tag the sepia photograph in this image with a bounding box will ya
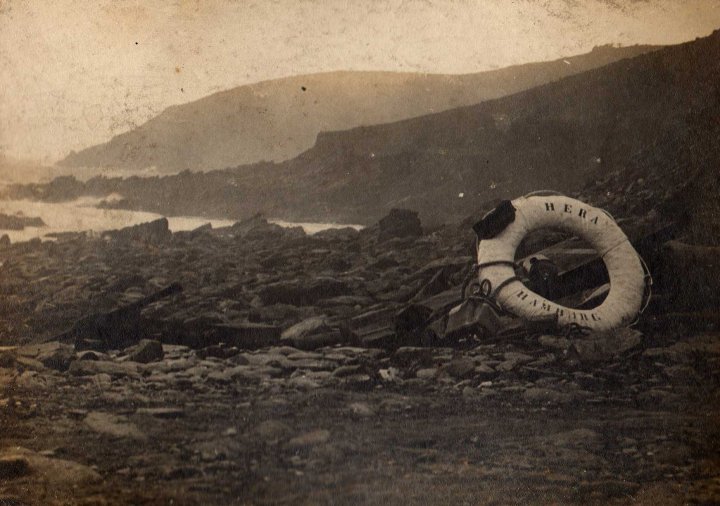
[1,0,719,503]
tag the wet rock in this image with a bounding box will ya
[84,411,145,439]
[377,209,423,241]
[126,339,164,363]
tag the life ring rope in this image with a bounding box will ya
[476,195,648,332]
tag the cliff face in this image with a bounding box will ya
[58,45,658,173]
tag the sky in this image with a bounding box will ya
[1,0,719,164]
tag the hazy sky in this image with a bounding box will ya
[1,0,719,163]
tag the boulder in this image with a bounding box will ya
[377,209,423,241]
[567,328,644,364]
[209,323,282,349]
[313,227,360,241]
[126,339,164,363]
[84,411,145,439]
[15,341,75,371]
[280,316,355,350]
[104,217,171,243]
[0,447,101,486]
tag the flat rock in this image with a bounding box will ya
[15,341,76,371]
[0,447,102,487]
[68,360,140,378]
[444,358,476,379]
[135,407,185,419]
[288,429,331,449]
[210,323,282,349]
[84,411,145,439]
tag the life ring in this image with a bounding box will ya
[476,195,646,332]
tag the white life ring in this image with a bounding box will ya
[476,195,646,332]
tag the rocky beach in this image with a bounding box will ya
[1,183,719,504]
[2,8,720,505]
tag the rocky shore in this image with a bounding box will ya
[0,213,45,231]
[1,206,719,504]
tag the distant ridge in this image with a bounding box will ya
[58,45,658,173]
[14,32,719,227]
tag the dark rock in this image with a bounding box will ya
[196,344,240,359]
[444,358,476,379]
[567,328,643,364]
[377,209,423,241]
[313,227,360,241]
[248,304,306,325]
[661,240,720,310]
[62,283,182,351]
[209,323,282,349]
[126,339,164,363]
[257,277,351,306]
[0,234,10,248]
[394,304,432,342]
[0,456,31,479]
[0,213,45,231]
[135,407,185,419]
[359,327,397,349]
[104,217,171,243]
[392,346,435,367]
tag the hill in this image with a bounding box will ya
[10,31,719,230]
[58,45,657,173]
